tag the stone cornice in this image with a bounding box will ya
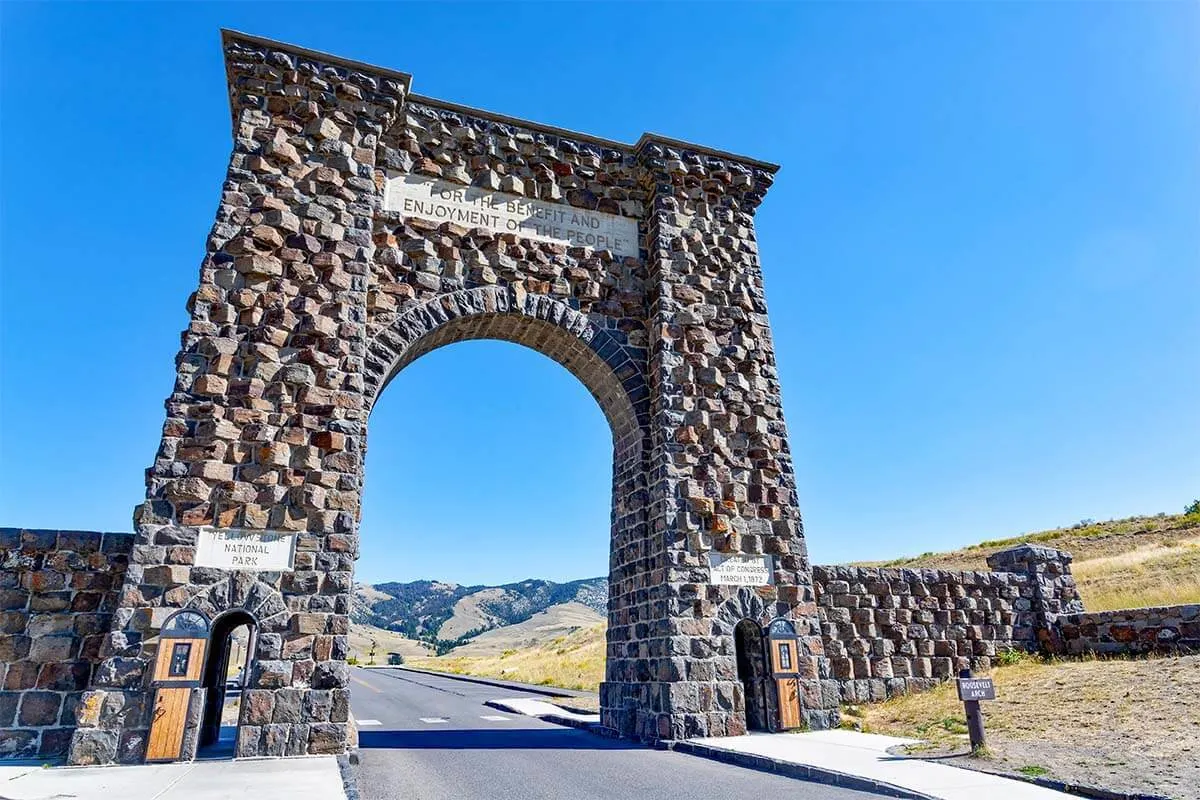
[219,30,779,176]
[221,29,413,90]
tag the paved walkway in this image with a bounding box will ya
[682,730,1074,800]
[0,755,346,800]
[486,696,1075,800]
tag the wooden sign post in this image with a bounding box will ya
[956,669,995,751]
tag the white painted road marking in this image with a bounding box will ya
[357,719,383,726]
[419,717,449,723]
[480,715,511,721]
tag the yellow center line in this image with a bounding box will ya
[351,674,383,693]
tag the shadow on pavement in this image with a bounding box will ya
[358,728,640,751]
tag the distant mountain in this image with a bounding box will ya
[352,576,607,652]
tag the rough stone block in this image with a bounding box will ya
[307,722,345,754]
[0,729,38,758]
[29,635,74,663]
[18,691,63,726]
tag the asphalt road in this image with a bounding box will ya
[349,667,883,800]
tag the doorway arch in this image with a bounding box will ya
[199,609,256,754]
[734,619,770,732]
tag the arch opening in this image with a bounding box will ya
[734,619,770,732]
[355,291,650,700]
[199,610,256,756]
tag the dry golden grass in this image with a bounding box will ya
[848,654,1200,799]
[858,512,1200,612]
[408,623,606,692]
[348,623,434,664]
[858,512,1198,571]
[1073,536,1200,610]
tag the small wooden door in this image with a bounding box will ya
[146,688,191,761]
[146,610,210,763]
[767,620,804,731]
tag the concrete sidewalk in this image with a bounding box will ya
[679,730,1074,800]
[0,755,346,800]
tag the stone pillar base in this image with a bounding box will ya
[67,689,150,765]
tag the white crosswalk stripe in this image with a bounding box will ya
[419,717,449,723]
[356,719,383,726]
[479,715,511,721]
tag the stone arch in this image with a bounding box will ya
[73,31,835,766]
[362,285,649,442]
[716,587,775,631]
[182,575,289,634]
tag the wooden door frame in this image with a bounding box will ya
[146,609,211,763]
[765,617,804,732]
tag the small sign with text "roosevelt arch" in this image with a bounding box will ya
[956,676,996,701]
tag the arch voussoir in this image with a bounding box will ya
[363,287,648,441]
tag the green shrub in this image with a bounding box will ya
[997,648,1026,667]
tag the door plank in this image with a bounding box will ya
[146,688,189,761]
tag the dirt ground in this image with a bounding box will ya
[849,654,1200,799]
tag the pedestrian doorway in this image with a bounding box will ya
[734,619,770,731]
[198,610,255,756]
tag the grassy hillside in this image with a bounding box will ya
[408,621,606,692]
[347,623,434,664]
[352,577,606,652]
[859,511,1200,611]
[443,602,604,657]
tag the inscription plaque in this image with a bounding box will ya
[383,174,640,259]
[708,553,774,586]
[194,528,296,571]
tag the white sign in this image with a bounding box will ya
[383,174,640,259]
[708,553,774,587]
[195,528,296,572]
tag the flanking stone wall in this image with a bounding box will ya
[1059,605,1200,655]
[812,564,1032,702]
[813,543,1197,703]
[0,528,132,758]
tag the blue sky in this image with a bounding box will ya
[1,3,1196,586]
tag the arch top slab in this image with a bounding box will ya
[69,32,835,767]
[219,29,779,178]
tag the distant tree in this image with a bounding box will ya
[1186,499,1200,516]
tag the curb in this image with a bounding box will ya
[336,754,359,800]
[385,666,593,699]
[667,741,934,800]
[482,700,602,733]
[983,768,1170,800]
